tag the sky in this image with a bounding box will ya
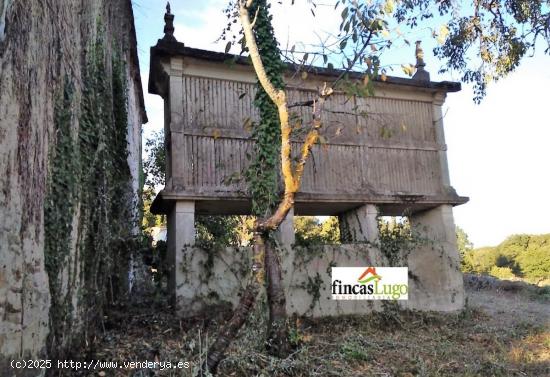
[133,0,550,248]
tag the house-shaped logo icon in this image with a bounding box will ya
[357,267,382,284]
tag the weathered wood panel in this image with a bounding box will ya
[297,143,366,193]
[367,147,441,194]
[357,96,435,144]
[182,76,258,134]
[179,76,434,142]
[174,75,443,198]
[180,135,372,195]
[183,135,252,192]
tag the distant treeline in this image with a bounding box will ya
[458,230,550,285]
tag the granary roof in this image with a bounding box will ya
[149,38,461,97]
[149,2,460,98]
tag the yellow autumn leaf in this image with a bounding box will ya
[243,117,253,132]
[381,29,390,38]
[383,0,394,14]
[363,75,369,85]
[437,24,449,44]
[212,129,221,139]
[381,73,387,81]
[401,64,415,77]
[301,71,308,80]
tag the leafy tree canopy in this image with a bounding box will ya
[272,0,550,102]
[294,216,340,246]
[463,233,550,283]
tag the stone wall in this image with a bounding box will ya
[167,202,464,318]
[0,0,145,374]
[173,207,464,319]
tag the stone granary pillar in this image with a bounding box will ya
[166,201,195,306]
[338,204,379,243]
[406,205,464,311]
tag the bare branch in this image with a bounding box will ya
[333,29,374,86]
[288,100,314,108]
[293,83,333,187]
[250,7,260,29]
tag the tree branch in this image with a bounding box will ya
[288,100,314,108]
[293,84,333,187]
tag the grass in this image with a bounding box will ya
[68,283,549,377]
[217,306,547,377]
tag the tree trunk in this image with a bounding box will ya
[198,2,333,373]
[264,238,292,357]
[200,233,265,375]
[200,231,292,375]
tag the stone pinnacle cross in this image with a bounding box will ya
[163,1,177,42]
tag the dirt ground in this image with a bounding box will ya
[468,288,549,327]
[62,277,549,377]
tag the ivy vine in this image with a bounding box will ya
[44,78,78,344]
[245,0,286,217]
[44,27,134,355]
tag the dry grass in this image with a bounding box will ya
[65,282,549,377]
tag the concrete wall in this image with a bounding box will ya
[173,240,463,318]
[170,205,464,318]
[0,0,145,374]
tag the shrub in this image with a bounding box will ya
[489,266,516,280]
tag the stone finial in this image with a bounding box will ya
[162,1,177,42]
[412,41,430,82]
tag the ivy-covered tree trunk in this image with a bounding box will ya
[201,1,291,374]
[246,0,292,358]
[201,0,336,372]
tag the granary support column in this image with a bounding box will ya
[338,204,379,243]
[167,201,195,306]
[433,93,451,188]
[406,205,464,311]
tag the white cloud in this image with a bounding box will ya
[173,0,229,51]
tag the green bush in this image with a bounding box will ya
[294,216,340,246]
[489,266,515,280]
[460,231,550,284]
